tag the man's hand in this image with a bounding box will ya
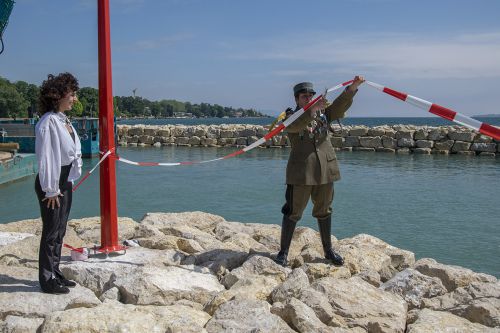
[309,96,327,114]
[41,193,64,209]
[347,75,365,93]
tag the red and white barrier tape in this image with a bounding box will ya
[72,148,113,192]
[366,81,500,140]
[72,78,499,191]
[115,80,354,167]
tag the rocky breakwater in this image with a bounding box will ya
[1,212,499,332]
[117,124,500,156]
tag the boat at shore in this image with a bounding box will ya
[0,117,100,157]
[0,143,37,185]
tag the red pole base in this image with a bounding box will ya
[96,244,128,254]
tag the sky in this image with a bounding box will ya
[2,0,500,117]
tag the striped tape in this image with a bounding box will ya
[113,80,352,167]
[72,148,113,192]
[366,81,500,140]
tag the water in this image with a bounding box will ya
[1,146,499,277]
[118,116,500,127]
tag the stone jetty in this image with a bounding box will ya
[1,212,499,332]
[117,124,499,156]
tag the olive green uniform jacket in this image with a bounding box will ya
[285,89,355,185]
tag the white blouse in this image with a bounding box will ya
[35,111,82,197]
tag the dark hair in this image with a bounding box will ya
[38,72,79,114]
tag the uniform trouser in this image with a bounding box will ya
[35,165,73,289]
[281,183,334,223]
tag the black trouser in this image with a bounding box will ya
[35,165,73,288]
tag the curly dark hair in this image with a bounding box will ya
[38,72,79,114]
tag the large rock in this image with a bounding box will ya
[0,265,100,320]
[397,138,415,148]
[205,299,294,333]
[434,140,454,150]
[271,298,338,333]
[296,287,348,328]
[271,268,310,303]
[413,258,497,292]
[407,308,497,333]
[204,275,280,315]
[61,247,223,305]
[380,268,447,309]
[115,264,224,306]
[141,212,229,252]
[422,281,500,328]
[382,135,397,148]
[450,297,500,328]
[60,247,184,296]
[344,136,360,147]
[415,140,433,148]
[311,276,407,332]
[359,137,382,148]
[448,131,476,142]
[0,228,84,269]
[141,211,225,233]
[68,216,137,244]
[428,128,447,141]
[1,315,44,333]
[349,127,369,136]
[337,234,415,279]
[0,219,43,235]
[300,263,351,282]
[471,143,497,152]
[213,220,270,253]
[40,300,211,333]
[222,255,290,288]
[452,141,472,152]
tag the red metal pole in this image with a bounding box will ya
[97,0,124,253]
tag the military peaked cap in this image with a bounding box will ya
[293,82,316,96]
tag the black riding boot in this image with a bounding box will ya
[318,215,344,266]
[275,216,297,267]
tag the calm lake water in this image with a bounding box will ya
[1,146,499,277]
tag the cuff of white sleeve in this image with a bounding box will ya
[44,190,61,198]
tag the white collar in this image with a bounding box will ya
[53,111,70,124]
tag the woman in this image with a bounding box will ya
[35,72,82,294]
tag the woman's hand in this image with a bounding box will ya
[41,194,64,209]
[347,75,365,92]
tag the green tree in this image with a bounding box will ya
[0,78,29,118]
[14,80,40,117]
[78,87,99,117]
[69,99,83,117]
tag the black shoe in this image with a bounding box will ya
[325,248,344,266]
[58,278,77,287]
[41,279,70,294]
[275,250,288,267]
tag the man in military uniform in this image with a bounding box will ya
[275,76,365,267]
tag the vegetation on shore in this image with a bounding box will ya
[0,76,267,119]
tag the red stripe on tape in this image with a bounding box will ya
[72,172,91,192]
[383,87,408,101]
[479,123,500,141]
[224,150,245,159]
[429,104,456,121]
[264,123,285,140]
[303,95,323,111]
[342,80,354,86]
[180,161,195,165]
